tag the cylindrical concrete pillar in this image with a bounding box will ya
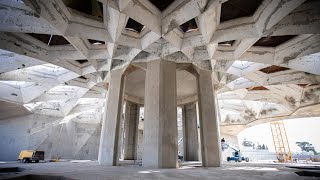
[197,69,221,167]
[142,59,178,168]
[137,129,143,160]
[182,103,199,161]
[123,101,139,160]
[98,69,125,166]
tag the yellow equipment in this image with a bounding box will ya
[270,121,292,162]
[18,150,44,163]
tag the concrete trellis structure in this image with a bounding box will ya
[0,0,319,168]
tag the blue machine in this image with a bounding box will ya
[222,140,249,162]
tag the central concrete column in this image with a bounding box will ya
[123,101,139,160]
[182,103,199,161]
[142,60,177,168]
[98,69,125,166]
[197,69,221,167]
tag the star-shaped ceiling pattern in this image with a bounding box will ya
[0,0,319,135]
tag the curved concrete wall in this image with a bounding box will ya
[0,114,100,161]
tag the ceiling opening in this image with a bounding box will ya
[125,18,145,33]
[218,40,236,46]
[148,0,175,11]
[75,60,88,64]
[79,76,87,80]
[253,35,297,47]
[260,65,290,74]
[27,33,70,46]
[179,18,198,33]
[49,36,70,46]
[64,0,103,18]
[220,0,263,22]
[247,86,269,91]
[88,39,105,45]
[298,84,318,88]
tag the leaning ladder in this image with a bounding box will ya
[270,121,292,162]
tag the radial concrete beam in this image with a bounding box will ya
[266,0,320,36]
[211,0,306,43]
[0,1,60,34]
[162,0,207,35]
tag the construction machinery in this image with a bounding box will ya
[18,150,45,163]
[270,121,292,162]
[221,140,249,162]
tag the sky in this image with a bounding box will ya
[238,117,320,153]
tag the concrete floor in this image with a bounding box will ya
[0,161,318,180]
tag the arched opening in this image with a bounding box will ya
[221,117,320,163]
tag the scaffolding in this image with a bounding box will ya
[270,121,292,162]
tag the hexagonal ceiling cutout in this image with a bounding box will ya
[179,18,198,33]
[27,33,70,46]
[253,35,297,47]
[149,0,175,11]
[125,18,145,33]
[259,65,290,74]
[220,0,263,22]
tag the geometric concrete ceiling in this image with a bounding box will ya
[0,0,319,134]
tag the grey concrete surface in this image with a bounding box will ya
[198,69,221,167]
[98,69,125,166]
[0,161,316,180]
[0,0,320,173]
[182,103,199,161]
[0,114,100,161]
[123,101,139,160]
[143,60,178,168]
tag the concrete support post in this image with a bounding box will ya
[137,130,143,160]
[123,101,139,160]
[142,60,177,168]
[196,102,202,160]
[98,69,125,166]
[182,103,199,161]
[118,115,125,160]
[197,70,221,167]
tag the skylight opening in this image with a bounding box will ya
[125,18,145,33]
[178,18,198,33]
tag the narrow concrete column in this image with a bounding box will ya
[182,103,199,161]
[98,69,125,166]
[137,129,143,160]
[118,115,125,160]
[123,101,139,160]
[142,60,177,168]
[197,69,221,167]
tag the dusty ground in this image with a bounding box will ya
[0,161,318,180]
